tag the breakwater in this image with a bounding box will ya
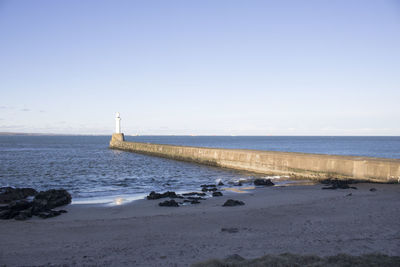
[110,134,400,183]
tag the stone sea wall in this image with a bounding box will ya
[110,134,400,183]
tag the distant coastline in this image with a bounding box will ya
[0,132,110,136]
[1,132,399,137]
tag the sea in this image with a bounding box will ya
[1,135,399,204]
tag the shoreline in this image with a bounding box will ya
[69,177,313,206]
[1,183,399,266]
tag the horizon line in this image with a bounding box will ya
[0,132,399,137]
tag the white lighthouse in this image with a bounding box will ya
[115,112,121,133]
[110,112,125,143]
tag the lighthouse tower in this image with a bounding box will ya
[111,112,124,143]
[115,112,121,133]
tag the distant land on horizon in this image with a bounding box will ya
[0,132,399,137]
[0,132,109,136]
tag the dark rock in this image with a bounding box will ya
[218,181,224,186]
[0,200,33,220]
[0,209,13,219]
[202,187,217,192]
[14,209,32,221]
[147,191,163,200]
[183,199,200,204]
[182,192,206,196]
[0,187,37,204]
[254,179,274,186]
[32,198,47,213]
[8,200,32,211]
[159,199,179,207]
[37,210,62,219]
[0,188,71,220]
[33,189,71,211]
[212,192,223,197]
[14,214,29,221]
[320,178,358,185]
[321,179,357,190]
[221,227,239,233]
[223,199,245,207]
[370,188,377,192]
[186,196,206,200]
[201,184,216,188]
[147,191,183,200]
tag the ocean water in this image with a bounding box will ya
[1,136,399,204]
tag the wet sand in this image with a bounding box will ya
[1,183,399,266]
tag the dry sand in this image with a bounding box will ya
[1,183,399,266]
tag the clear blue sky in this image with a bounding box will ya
[1,0,399,135]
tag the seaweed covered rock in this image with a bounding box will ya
[182,192,206,197]
[0,188,71,221]
[36,209,67,219]
[0,187,37,204]
[201,184,216,188]
[202,187,217,192]
[321,179,357,190]
[186,196,206,200]
[146,191,183,200]
[32,189,72,211]
[159,199,180,207]
[223,199,245,207]
[254,179,274,186]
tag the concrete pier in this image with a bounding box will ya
[110,134,400,183]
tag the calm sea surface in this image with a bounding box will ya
[1,136,399,203]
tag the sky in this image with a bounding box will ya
[0,0,399,135]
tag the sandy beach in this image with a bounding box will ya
[1,183,399,266]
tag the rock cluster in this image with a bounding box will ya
[254,178,274,186]
[186,196,206,200]
[201,184,216,188]
[0,187,71,221]
[321,179,358,190]
[148,181,226,207]
[201,187,217,192]
[182,192,206,196]
[0,187,37,204]
[146,191,183,200]
[159,199,179,207]
[183,199,200,204]
[147,190,204,207]
[212,192,223,197]
[223,199,245,207]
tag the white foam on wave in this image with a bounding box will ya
[72,193,148,206]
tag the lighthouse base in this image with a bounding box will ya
[111,133,125,142]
